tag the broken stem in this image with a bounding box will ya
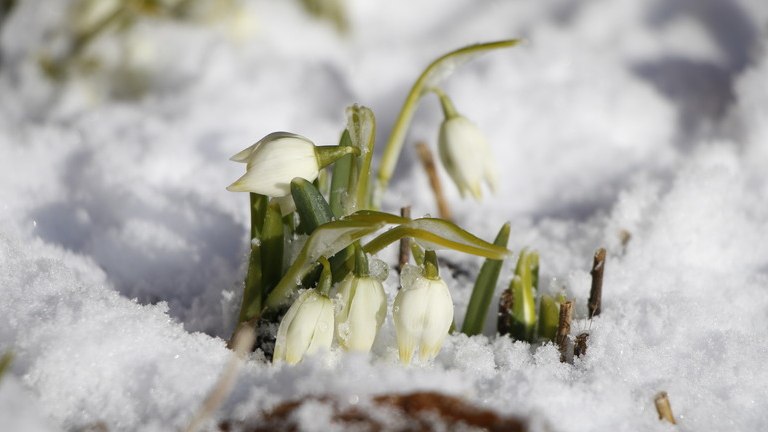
[588,248,606,318]
[556,301,573,363]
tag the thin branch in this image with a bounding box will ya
[396,206,412,274]
[416,142,452,221]
[186,326,256,432]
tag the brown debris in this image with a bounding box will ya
[654,392,677,425]
[574,332,589,358]
[497,289,514,336]
[237,391,527,432]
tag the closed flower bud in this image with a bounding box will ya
[273,289,334,365]
[228,132,357,197]
[335,273,387,352]
[393,266,454,364]
[438,115,498,200]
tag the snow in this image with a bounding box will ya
[1,0,768,431]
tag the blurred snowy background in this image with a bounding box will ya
[1,0,767,430]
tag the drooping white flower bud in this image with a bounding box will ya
[227,132,356,197]
[273,289,334,365]
[432,90,497,201]
[393,264,454,364]
[335,273,387,352]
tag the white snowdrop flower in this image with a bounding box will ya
[227,132,356,197]
[273,289,335,365]
[393,264,454,364]
[335,273,387,352]
[438,115,498,200]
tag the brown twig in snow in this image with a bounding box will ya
[654,391,677,425]
[396,206,411,274]
[415,141,452,221]
[588,248,606,318]
[497,289,513,336]
[556,301,573,362]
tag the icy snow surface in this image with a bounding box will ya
[1,0,768,430]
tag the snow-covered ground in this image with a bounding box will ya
[1,0,768,430]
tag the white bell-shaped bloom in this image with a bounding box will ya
[334,273,387,352]
[227,132,320,197]
[393,267,454,363]
[438,116,498,200]
[273,289,334,365]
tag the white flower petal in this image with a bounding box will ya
[438,116,495,201]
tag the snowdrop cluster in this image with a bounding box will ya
[225,41,521,367]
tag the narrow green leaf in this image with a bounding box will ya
[363,218,509,260]
[261,200,284,299]
[238,241,263,323]
[347,105,376,210]
[509,250,537,341]
[461,222,510,336]
[344,210,410,225]
[538,294,560,341]
[329,130,353,218]
[292,177,334,235]
[265,219,385,309]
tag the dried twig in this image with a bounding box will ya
[185,326,256,432]
[556,301,573,362]
[396,206,411,274]
[415,142,452,221]
[588,248,606,318]
[654,391,677,425]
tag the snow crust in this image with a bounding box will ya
[1,0,768,430]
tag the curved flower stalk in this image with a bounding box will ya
[375,39,522,205]
[434,89,498,200]
[273,259,335,364]
[334,247,387,352]
[393,251,454,364]
[227,132,358,197]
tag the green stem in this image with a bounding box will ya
[375,39,522,205]
[429,87,459,119]
[317,257,332,296]
[353,242,369,277]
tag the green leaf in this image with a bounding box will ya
[329,130,354,218]
[292,177,334,235]
[249,193,268,240]
[363,218,509,260]
[344,210,410,225]
[238,240,263,323]
[261,200,284,299]
[461,222,510,336]
[538,294,560,341]
[509,250,537,341]
[347,105,376,210]
[265,219,386,309]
